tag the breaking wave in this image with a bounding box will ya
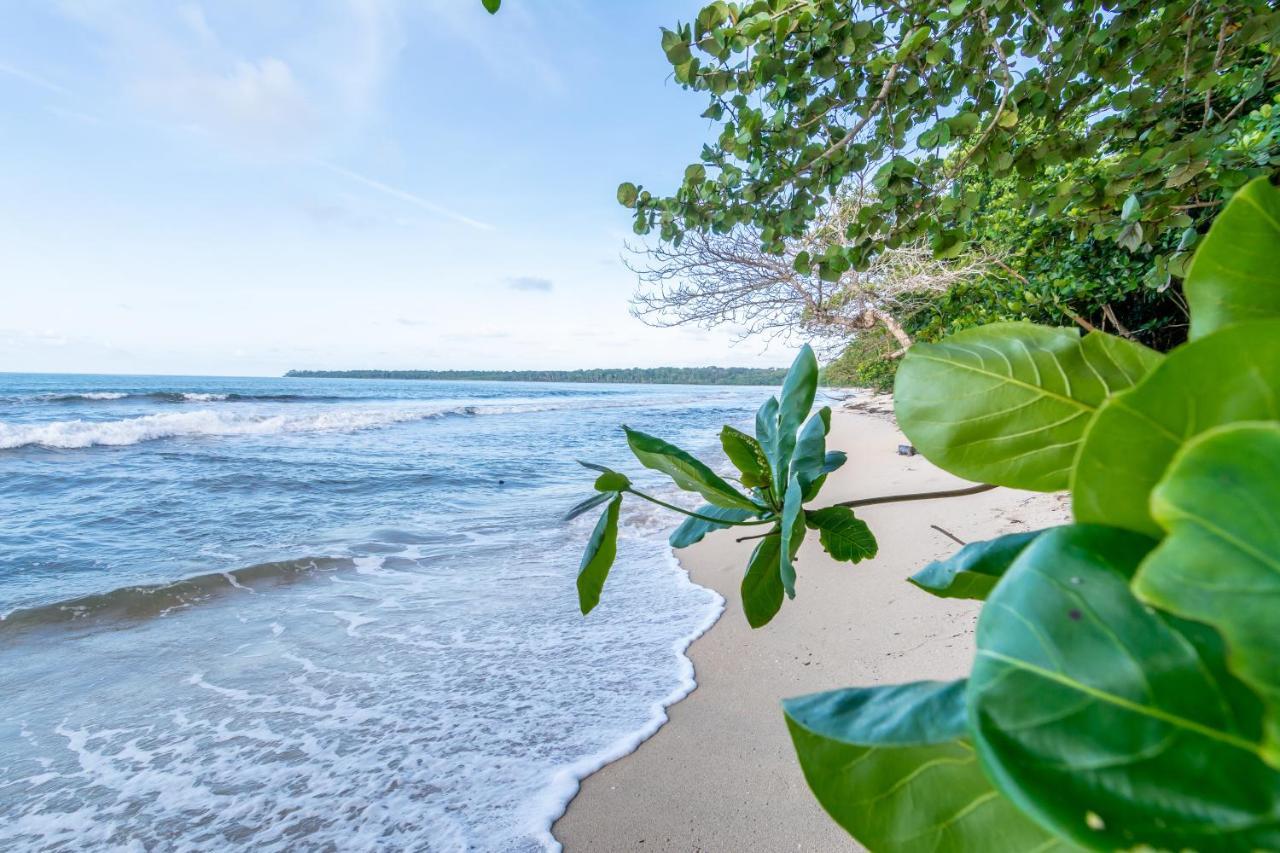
[38,391,350,404]
[0,557,350,631]
[0,406,485,450]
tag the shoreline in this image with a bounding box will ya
[553,407,1070,850]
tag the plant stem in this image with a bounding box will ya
[834,483,997,509]
[625,489,772,525]
[735,530,780,543]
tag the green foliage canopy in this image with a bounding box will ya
[621,1,1280,281]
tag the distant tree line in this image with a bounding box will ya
[284,367,790,386]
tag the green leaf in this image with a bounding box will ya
[1185,177,1280,340]
[720,424,771,488]
[617,182,639,208]
[481,0,500,12]
[895,324,1162,491]
[779,475,805,598]
[741,532,784,628]
[754,395,779,477]
[805,506,877,563]
[791,406,832,499]
[907,529,1044,600]
[1073,320,1280,536]
[772,345,819,497]
[624,426,759,512]
[669,504,757,549]
[1121,193,1142,221]
[576,495,621,614]
[970,525,1280,850]
[784,681,1063,852]
[565,491,613,521]
[1134,423,1280,767]
[594,471,630,492]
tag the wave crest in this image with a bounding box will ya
[0,557,350,633]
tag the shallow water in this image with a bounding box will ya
[0,373,769,851]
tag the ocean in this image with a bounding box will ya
[0,372,774,851]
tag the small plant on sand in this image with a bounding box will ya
[571,177,1280,849]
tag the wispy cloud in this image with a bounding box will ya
[316,160,494,231]
[52,1,403,152]
[0,62,72,96]
[507,276,553,292]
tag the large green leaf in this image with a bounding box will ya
[1186,177,1280,340]
[1073,320,1280,536]
[779,475,805,599]
[970,525,1280,850]
[784,681,1066,852]
[576,495,622,615]
[720,424,771,488]
[1134,423,1280,768]
[668,504,757,549]
[908,530,1044,600]
[804,506,877,563]
[624,426,759,512]
[771,344,819,497]
[791,406,832,500]
[895,323,1161,491]
[754,395,780,499]
[741,532,783,628]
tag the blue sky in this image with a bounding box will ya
[0,1,786,376]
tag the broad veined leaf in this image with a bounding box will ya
[576,495,622,615]
[623,426,759,512]
[1134,423,1280,768]
[772,344,819,497]
[970,525,1280,850]
[784,681,1066,852]
[1186,177,1280,340]
[805,506,877,563]
[1073,320,1280,536]
[791,406,832,499]
[481,0,500,13]
[895,324,1161,491]
[779,475,805,598]
[565,491,613,521]
[754,396,780,498]
[741,532,784,628]
[720,424,771,488]
[669,504,757,549]
[908,529,1045,600]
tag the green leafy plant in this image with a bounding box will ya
[571,177,1280,848]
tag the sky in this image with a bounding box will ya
[0,0,788,376]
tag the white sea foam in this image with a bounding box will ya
[0,396,710,451]
[1,405,486,450]
[180,392,228,402]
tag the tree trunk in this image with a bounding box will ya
[868,307,913,353]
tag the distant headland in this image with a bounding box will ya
[284,367,789,386]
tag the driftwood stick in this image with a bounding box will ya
[930,524,967,546]
[835,483,997,509]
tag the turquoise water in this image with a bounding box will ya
[0,373,770,851]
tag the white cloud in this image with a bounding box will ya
[507,276,553,292]
[0,62,72,96]
[53,0,405,152]
[316,161,494,231]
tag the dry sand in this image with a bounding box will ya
[554,407,1070,852]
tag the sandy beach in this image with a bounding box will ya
[554,405,1070,851]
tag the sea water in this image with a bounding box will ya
[0,373,771,851]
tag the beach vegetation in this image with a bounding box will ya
[611,0,1278,390]
[571,178,1280,848]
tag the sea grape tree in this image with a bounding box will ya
[570,177,1280,848]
